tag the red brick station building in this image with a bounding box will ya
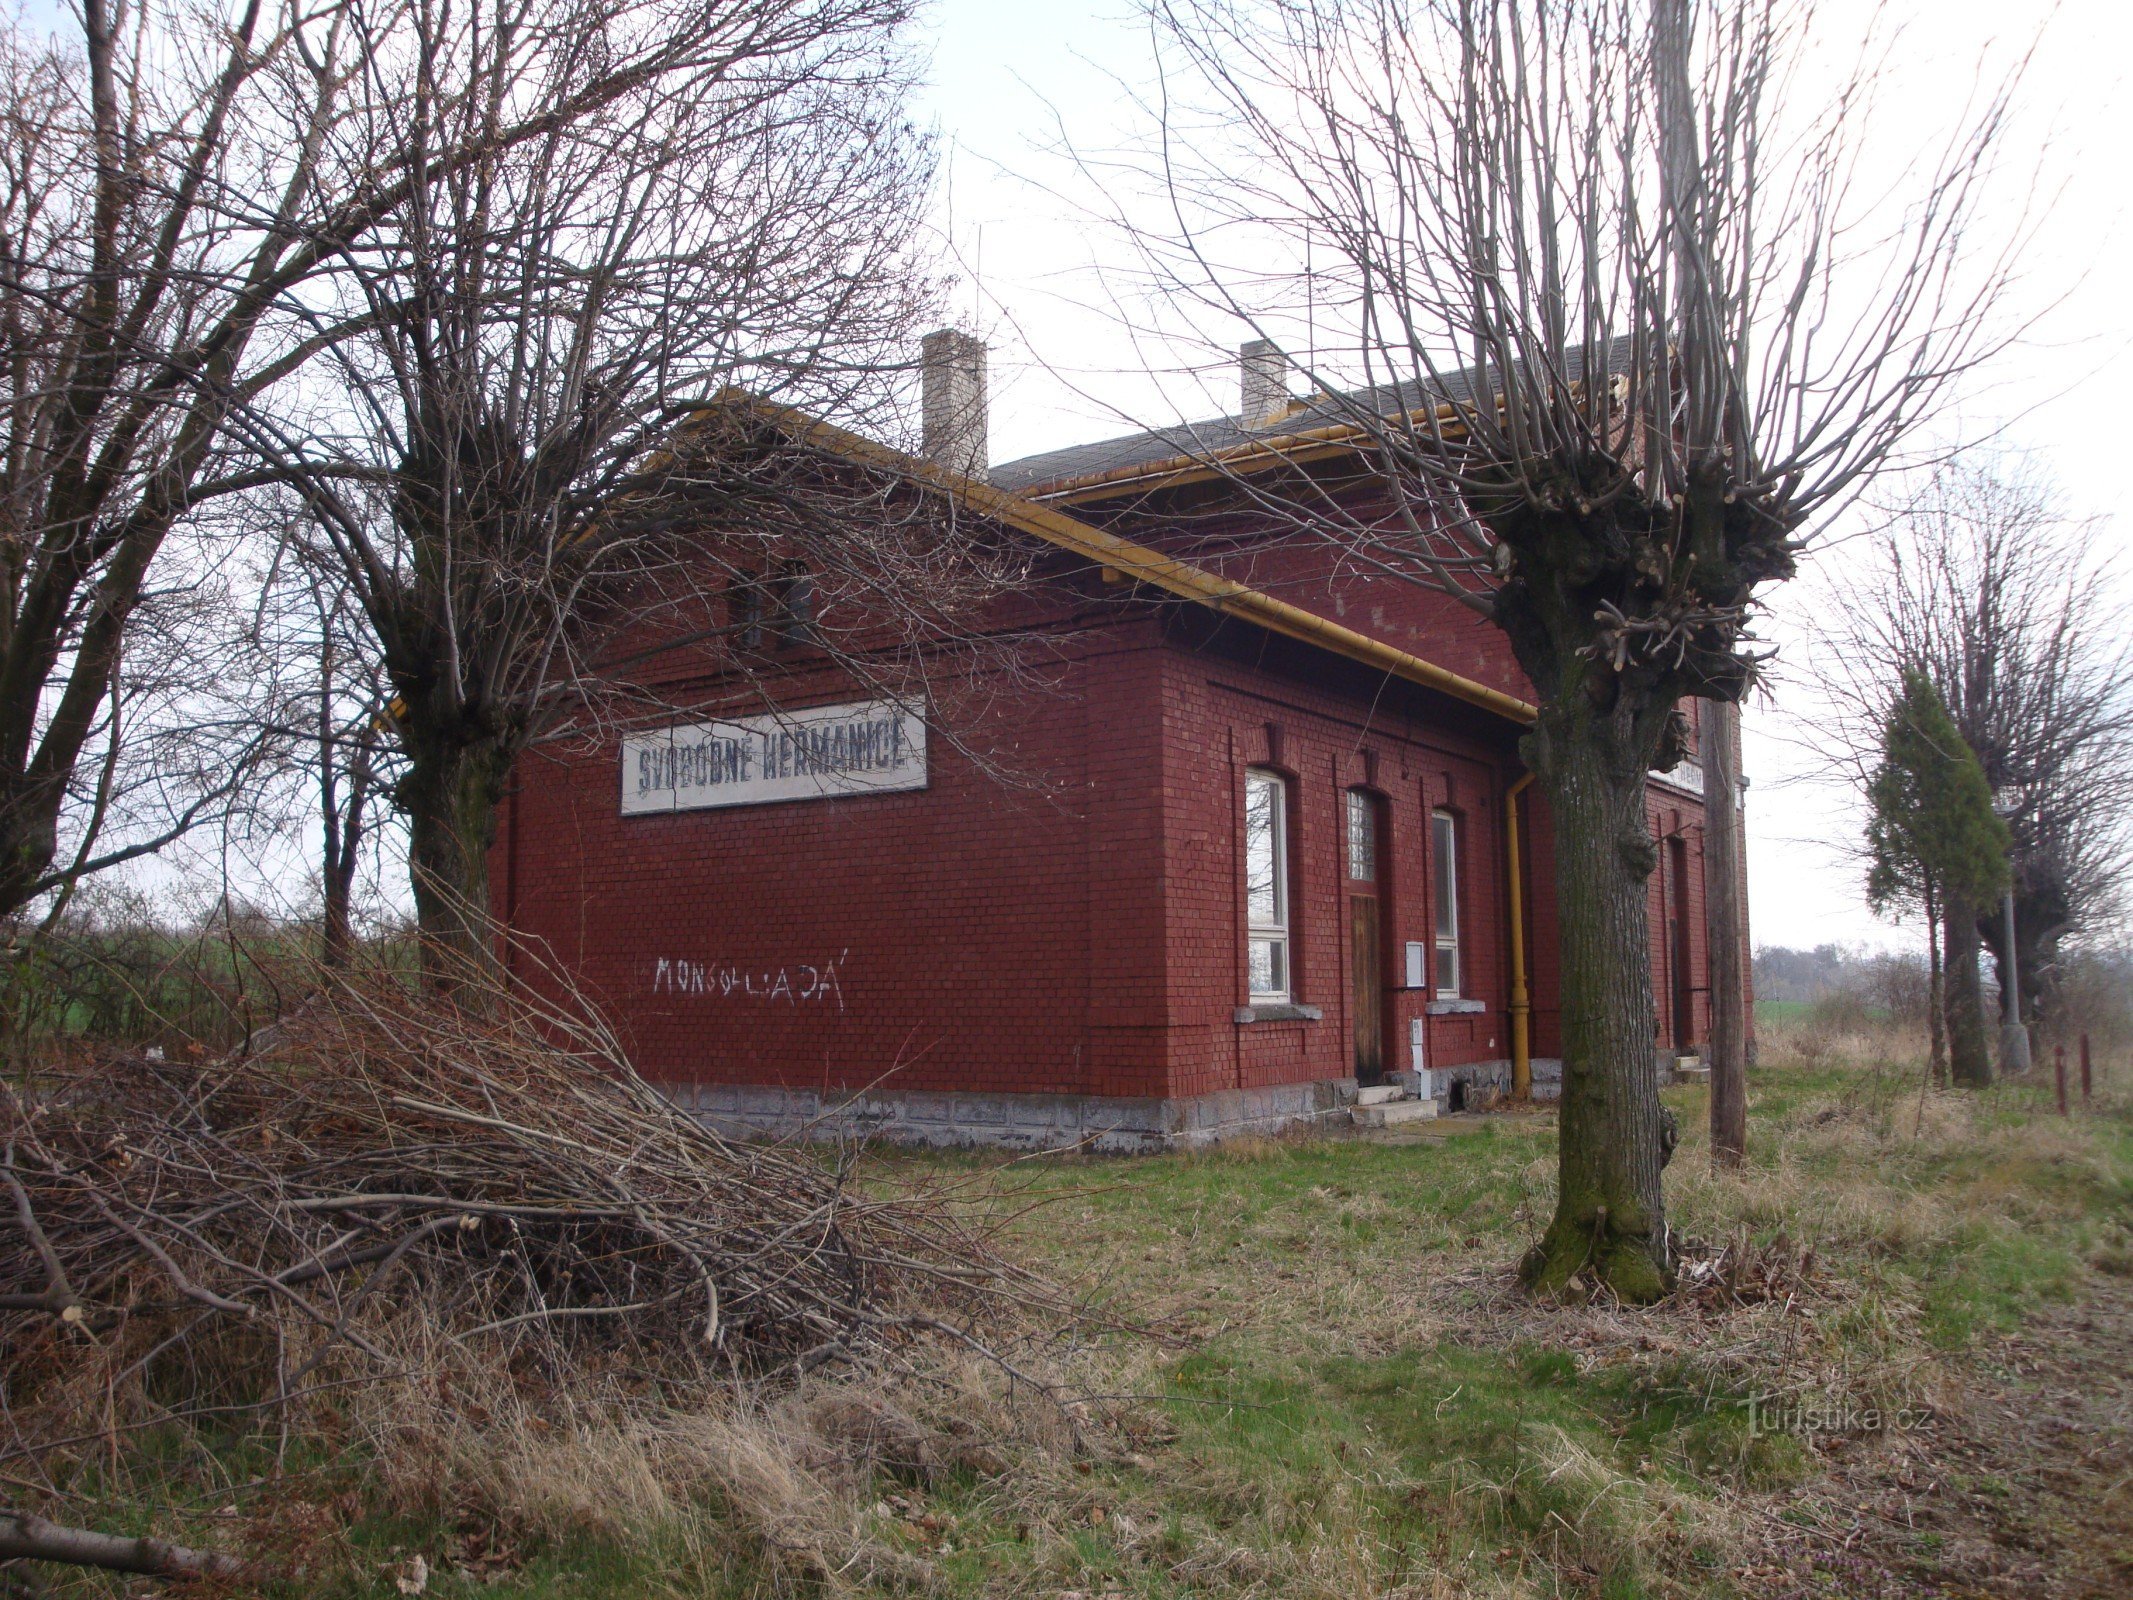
[495,334,1743,1149]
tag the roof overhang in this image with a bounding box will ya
[722,395,1537,728]
[1010,397,1474,504]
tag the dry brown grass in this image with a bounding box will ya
[0,956,1084,1592]
[1754,1003,1918,1073]
[333,1334,1071,1591]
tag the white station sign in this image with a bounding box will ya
[1651,756,1706,795]
[620,699,926,815]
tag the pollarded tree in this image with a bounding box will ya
[269,0,1014,980]
[258,0,1032,985]
[1865,670,2010,1088]
[0,0,765,933]
[1108,0,2028,1297]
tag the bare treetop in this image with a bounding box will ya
[1089,0,2037,1301]
[0,0,908,924]
[1108,0,2030,688]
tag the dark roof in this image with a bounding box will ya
[988,336,1629,495]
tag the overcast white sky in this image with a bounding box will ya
[913,0,2133,955]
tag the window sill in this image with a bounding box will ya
[1426,998,1487,1016]
[1235,1002,1323,1024]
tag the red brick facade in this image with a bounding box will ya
[494,524,1720,1140]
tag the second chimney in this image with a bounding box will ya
[921,329,988,479]
[1239,339,1291,427]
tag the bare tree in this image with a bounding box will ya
[311,597,388,968]
[243,524,396,964]
[1104,0,2026,1296]
[1807,458,2133,1056]
[260,0,1022,976]
[0,0,789,934]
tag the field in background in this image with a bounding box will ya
[1752,943,2133,1072]
[1754,998,1815,1025]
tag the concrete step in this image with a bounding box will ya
[1355,1084,1406,1106]
[1353,1098,1439,1129]
[1673,1064,1712,1086]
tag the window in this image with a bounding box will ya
[1431,809,1461,997]
[1244,769,1290,999]
[772,563,815,646]
[730,576,764,650]
[1346,789,1377,881]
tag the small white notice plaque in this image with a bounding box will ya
[620,699,926,815]
[1651,757,1705,795]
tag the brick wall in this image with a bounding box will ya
[1145,625,1527,1094]
[495,559,1716,1110]
[497,618,1164,1101]
[1076,474,1540,705]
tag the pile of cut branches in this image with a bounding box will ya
[1671,1229,1832,1314]
[2,959,1048,1442]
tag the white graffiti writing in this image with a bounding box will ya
[650,950,848,1012]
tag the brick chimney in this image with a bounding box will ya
[920,329,988,478]
[1239,339,1291,427]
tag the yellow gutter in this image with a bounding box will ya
[1505,771,1536,1099]
[1028,426,1383,504]
[746,402,1538,727]
[1019,397,1474,504]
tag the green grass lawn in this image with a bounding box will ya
[846,1069,2130,1599]
[23,1060,2133,1598]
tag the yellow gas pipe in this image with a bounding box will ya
[1505,772,1535,1100]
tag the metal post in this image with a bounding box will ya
[2054,1043,2068,1116]
[1998,887,2032,1076]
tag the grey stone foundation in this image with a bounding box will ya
[1394,1057,1564,1109]
[1655,1047,1710,1085]
[664,1077,1362,1153]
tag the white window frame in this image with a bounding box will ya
[1244,769,1291,1001]
[1431,808,1462,999]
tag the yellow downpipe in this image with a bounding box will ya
[1505,772,1535,1100]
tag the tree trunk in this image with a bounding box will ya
[1701,698,1746,1169]
[0,778,64,926]
[320,759,365,969]
[1942,892,1993,1088]
[1517,702,1672,1303]
[397,733,514,988]
[321,837,358,968]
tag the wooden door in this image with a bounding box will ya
[1351,895,1383,1083]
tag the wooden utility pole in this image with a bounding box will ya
[1703,700,1748,1167]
